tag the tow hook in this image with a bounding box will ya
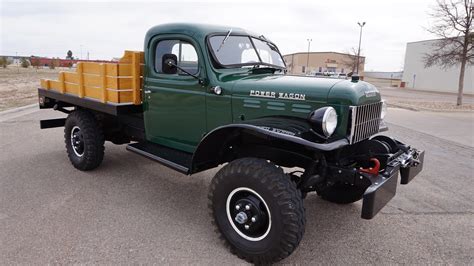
[359,158,380,175]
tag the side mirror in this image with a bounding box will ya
[162,53,178,74]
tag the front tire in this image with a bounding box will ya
[64,110,104,171]
[208,158,305,264]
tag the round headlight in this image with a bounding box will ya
[308,107,338,138]
[381,100,387,119]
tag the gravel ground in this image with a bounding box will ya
[378,86,474,112]
[0,66,61,111]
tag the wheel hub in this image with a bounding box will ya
[234,211,248,224]
[70,126,84,157]
[226,187,271,241]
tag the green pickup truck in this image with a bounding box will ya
[38,23,424,263]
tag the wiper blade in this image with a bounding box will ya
[216,29,232,52]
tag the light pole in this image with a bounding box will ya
[306,38,312,74]
[80,45,83,60]
[356,22,366,74]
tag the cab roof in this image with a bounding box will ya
[144,23,265,46]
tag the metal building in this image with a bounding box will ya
[402,39,474,95]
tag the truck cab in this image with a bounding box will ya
[38,23,424,264]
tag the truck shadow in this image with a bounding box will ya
[29,146,369,262]
[99,146,367,259]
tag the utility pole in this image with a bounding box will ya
[356,22,366,74]
[80,45,83,60]
[306,38,312,74]
[16,52,19,73]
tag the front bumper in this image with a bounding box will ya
[360,148,424,219]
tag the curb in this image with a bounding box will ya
[387,103,474,113]
[0,103,37,115]
[0,104,39,122]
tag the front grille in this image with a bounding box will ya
[348,101,383,144]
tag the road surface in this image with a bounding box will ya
[0,107,473,264]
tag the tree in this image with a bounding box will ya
[341,47,365,76]
[30,56,41,69]
[20,58,30,68]
[66,50,73,59]
[49,58,60,69]
[423,0,473,106]
[0,56,7,68]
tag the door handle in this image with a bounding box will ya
[144,90,152,94]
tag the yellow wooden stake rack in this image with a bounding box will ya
[40,51,144,105]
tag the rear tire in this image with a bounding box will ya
[208,158,305,264]
[64,110,104,171]
[319,185,366,204]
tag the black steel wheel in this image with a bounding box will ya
[208,158,305,264]
[319,184,367,204]
[64,110,104,171]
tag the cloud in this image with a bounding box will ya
[1,0,435,71]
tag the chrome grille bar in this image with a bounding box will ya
[348,101,383,144]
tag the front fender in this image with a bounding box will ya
[190,116,349,173]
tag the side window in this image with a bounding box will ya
[155,40,199,75]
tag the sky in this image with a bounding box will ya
[1,0,437,71]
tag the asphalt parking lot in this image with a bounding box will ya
[1,107,473,264]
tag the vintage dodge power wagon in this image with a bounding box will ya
[38,23,424,263]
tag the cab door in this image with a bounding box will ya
[143,35,206,153]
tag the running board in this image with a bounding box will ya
[126,141,192,174]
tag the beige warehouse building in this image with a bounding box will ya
[283,52,365,76]
[402,39,474,94]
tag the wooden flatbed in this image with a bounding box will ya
[39,50,144,107]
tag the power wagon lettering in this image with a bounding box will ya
[250,90,306,101]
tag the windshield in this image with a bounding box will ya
[209,35,286,69]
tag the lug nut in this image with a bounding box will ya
[245,204,250,210]
[235,205,240,210]
[251,216,257,222]
[244,224,250,230]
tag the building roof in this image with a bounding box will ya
[406,33,474,44]
[283,51,365,58]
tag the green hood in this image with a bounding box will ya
[231,74,341,104]
[230,74,381,106]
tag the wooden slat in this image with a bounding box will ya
[131,52,140,104]
[119,51,133,64]
[105,64,118,76]
[83,74,101,88]
[64,83,79,94]
[40,79,49,89]
[82,62,101,74]
[49,80,61,91]
[107,90,133,103]
[117,64,132,76]
[64,72,79,84]
[77,63,85,98]
[100,64,107,103]
[59,72,65,93]
[84,86,101,100]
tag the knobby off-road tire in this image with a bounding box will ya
[208,158,305,264]
[64,110,104,171]
[319,184,366,204]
